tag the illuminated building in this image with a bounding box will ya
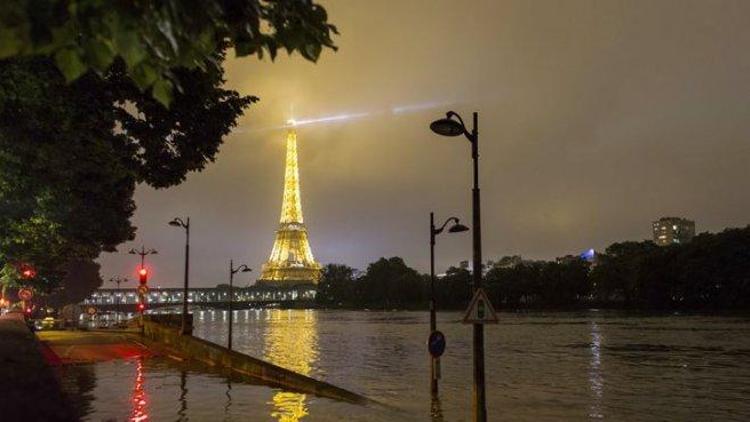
[652,217,695,246]
[259,128,322,286]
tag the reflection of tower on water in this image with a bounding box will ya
[263,309,319,422]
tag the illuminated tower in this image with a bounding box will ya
[259,128,322,285]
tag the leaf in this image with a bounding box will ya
[85,38,116,72]
[114,30,146,68]
[151,78,173,107]
[54,48,87,81]
[131,62,159,89]
[234,39,256,57]
[304,43,322,62]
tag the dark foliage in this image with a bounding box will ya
[47,260,103,307]
[0,56,253,292]
[317,226,750,311]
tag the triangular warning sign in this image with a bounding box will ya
[462,288,498,324]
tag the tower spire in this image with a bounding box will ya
[280,129,303,224]
[259,128,321,285]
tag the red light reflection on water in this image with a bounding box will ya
[130,357,149,422]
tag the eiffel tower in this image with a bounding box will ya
[258,128,322,286]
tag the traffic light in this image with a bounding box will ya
[19,263,36,279]
[138,268,148,285]
[137,303,146,312]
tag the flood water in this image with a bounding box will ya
[58,310,750,421]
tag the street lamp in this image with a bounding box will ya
[109,276,129,322]
[430,111,487,422]
[169,217,191,335]
[429,212,468,395]
[228,260,252,350]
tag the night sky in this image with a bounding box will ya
[99,0,750,288]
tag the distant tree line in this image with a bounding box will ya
[316,226,750,310]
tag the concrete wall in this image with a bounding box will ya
[142,318,370,405]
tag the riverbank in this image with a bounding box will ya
[0,312,74,421]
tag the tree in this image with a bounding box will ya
[538,259,590,307]
[359,257,424,308]
[590,241,659,306]
[0,0,338,104]
[0,55,253,292]
[1,2,339,299]
[435,266,472,309]
[316,263,357,307]
[47,260,103,307]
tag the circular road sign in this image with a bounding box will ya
[428,330,446,358]
[87,306,97,316]
[18,288,33,301]
[137,285,149,296]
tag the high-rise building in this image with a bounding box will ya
[652,217,695,246]
[258,128,321,286]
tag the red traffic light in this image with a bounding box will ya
[19,263,36,279]
[137,303,146,312]
[138,268,148,285]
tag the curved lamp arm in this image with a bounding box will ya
[169,217,188,229]
[231,264,252,275]
[446,110,476,142]
[433,216,461,236]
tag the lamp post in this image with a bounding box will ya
[429,212,468,395]
[128,245,159,268]
[169,217,191,335]
[128,246,157,326]
[109,276,129,322]
[128,246,158,270]
[430,111,487,422]
[228,260,252,350]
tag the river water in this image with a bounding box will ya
[58,310,750,421]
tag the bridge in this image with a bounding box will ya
[81,285,317,313]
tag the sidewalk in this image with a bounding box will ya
[0,312,74,421]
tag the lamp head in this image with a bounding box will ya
[241,267,253,273]
[168,219,181,227]
[449,222,470,233]
[430,116,464,137]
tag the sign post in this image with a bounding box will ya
[462,288,498,325]
[428,330,447,383]
[18,288,33,318]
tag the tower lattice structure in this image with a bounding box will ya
[259,129,321,285]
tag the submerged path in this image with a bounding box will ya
[37,329,150,364]
[1,314,373,420]
[34,318,372,403]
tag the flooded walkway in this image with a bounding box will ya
[37,330,150,364]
